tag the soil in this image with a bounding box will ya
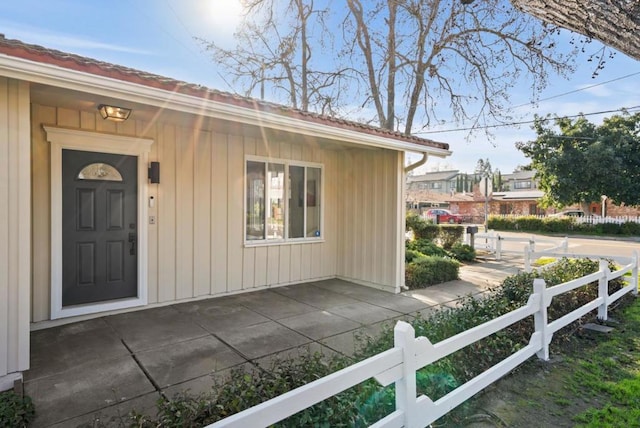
[449,330,607,427]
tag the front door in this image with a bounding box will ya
[62,149,138,306]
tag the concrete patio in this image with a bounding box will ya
[24,259,520,427]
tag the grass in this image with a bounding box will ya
[569,300,640,427]
[469,296,640,427]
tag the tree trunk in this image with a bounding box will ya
[510,0,640,60]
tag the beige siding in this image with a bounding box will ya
[30,104,355,322]
[0,78,30,380]
[336,149,402,291]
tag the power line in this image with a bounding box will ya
[415,105,640,135]
[509,71,640,110]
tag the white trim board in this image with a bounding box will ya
[44,126,154,319]
[0,55,451,158]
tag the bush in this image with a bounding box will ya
[0,391,35,428]
[406,213,439,240]
[437,225,464,250]
[405,256,460,289]
[406,238,449,258]
[449,243,476,262]
[405,249,425,263]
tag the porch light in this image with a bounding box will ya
[98,104,132,122]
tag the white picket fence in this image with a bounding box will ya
[492,214,640,224]
[208,248,639,427]
[468,231,568,260]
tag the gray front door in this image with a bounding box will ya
[62,149,138,306]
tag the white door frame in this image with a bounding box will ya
[45,126,154,319]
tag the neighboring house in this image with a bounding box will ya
[0,36,451,390]
[501,170,538,191]
[448,190,545,221]
[406,170,460,194]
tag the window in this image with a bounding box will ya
[514,181,531,189]
[246,158,322,242]
[430,182,442,189]
[77,163,123,181]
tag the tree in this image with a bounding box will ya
[462,1,640,60]
[510,1,640,61]
[201,0,575,134]
[198,0,350,115]
[516,112,640,208]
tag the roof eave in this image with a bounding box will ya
[0,54,451,157]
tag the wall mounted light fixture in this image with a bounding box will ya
[98,104,132,122]
[148,161,160,184]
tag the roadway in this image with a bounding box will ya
[474,230,640,260]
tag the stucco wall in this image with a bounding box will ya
[30,103,400,322]
[0,77,30,384]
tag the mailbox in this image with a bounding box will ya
[466,226,478,234]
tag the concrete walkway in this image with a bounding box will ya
[25,258,522,427]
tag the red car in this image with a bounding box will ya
[425,209,464,224]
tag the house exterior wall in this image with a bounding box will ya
[0,78,31,387]
[30,102,400,322]
[336,149,402,292]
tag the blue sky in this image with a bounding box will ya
[1,0,638,173]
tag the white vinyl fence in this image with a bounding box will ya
[468,231,568,260]
[208,248,639,428]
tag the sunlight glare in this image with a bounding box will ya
[206,0,245,40]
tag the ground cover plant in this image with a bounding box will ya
[122,257,627,427]
[0,390,35,427]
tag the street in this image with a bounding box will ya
[476,230,640,260]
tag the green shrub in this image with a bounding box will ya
[449,243,476,262]
[405,249,425,263]
[437,225,464,249]
[406,238,449,258]
[0,391,35,428]
[406,213,439,240]
[405,256,460,289]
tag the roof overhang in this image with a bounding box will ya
[0,54,452,158]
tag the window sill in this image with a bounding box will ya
[244,238,325,248]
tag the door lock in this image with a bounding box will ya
[128,232,137,256]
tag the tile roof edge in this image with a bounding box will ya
[0,34,449,151]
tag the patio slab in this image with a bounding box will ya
[278,310,361,340]
[105,306,210,352]
[26,318,129,381]
[136,335,247,388]
[215,321,311,360]
[327,301,404,325]
[25,355,154,427]
[25,260,522,426]
[234,290,318,319]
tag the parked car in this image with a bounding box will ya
[425,209,464,224]
[549,209,586,218]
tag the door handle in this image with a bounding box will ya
[129,232,136,256]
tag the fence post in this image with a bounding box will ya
[633,250,639,296]
[496,235,502,261]
[394,321,417,427]
[530,236,536,253]
[597,259,609,321]
[524,245,531,273]
[533,278,549,360]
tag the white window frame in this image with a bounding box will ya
[244,155,324,246]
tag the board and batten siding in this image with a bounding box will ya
[336,149,403,292]
[0,78,30,387]
[30,104,346,322]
